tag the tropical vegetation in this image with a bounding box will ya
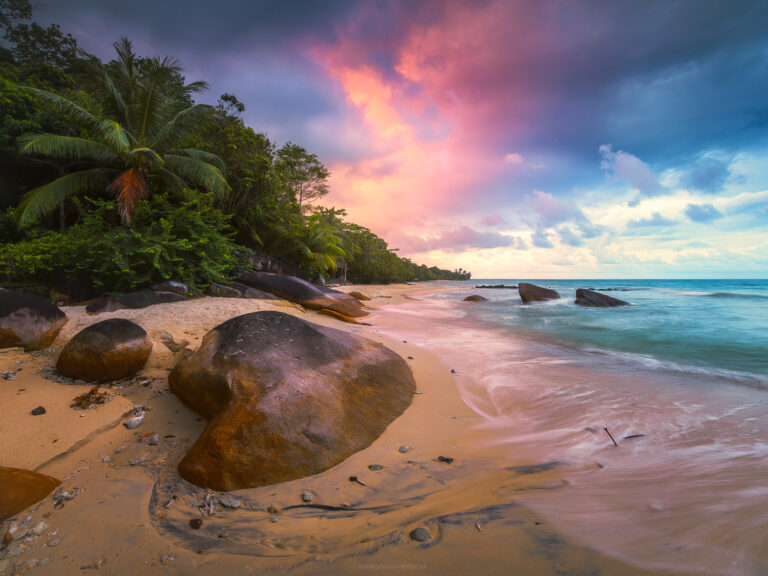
[0,1,470,298]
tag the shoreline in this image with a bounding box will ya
[1,284,680,575]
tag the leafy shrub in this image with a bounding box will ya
[0,193,246,295]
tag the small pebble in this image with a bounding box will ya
[437,456,454,464]
[368,464,384,471]
[270,516,279,523]
[148,434,160,446]
[398,445,411,453]
[409,527,431,542]
[31,522,48,536]
[31,406,46,416]
[46,537,60,547]
[189,518,203,529]
[218,496,241,509]
[301,491,313,503]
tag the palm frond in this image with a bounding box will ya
[149,104,214,149]
[17,169,105,227]
[21,87,101,132]
[163,154,231,198]
[171,148,225,170]
[156,168,185,195]
[128,147,164,170]
[108,167,147,224]
[97,120,133,154]
[19,134,119,163]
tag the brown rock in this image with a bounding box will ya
[317,308,368,324]
[57,318,152,382]
[0,288,67,350]
[205,283,242,298]
[169,311,415,491]
[238,272,368,318]
[86,289,185,314]
[0,467,60,522]
[575,289,630,307]
[518,282,561,304]
[463,295,488,302]
[230,282,279,300]
[348,291,371,301]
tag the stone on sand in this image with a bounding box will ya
[169,311,415,491]
[0,288,67,350]
[57,318,152,382]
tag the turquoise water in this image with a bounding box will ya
[374,279,768,574]
[434,279,768,386]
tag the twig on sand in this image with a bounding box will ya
[603,427,619,447]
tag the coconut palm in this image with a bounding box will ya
[17,37,230,226]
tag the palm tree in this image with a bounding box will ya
[17,37,230,226]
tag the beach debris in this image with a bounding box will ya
[475,522,482,533]
[148,434,160,446]
[165,496,178,510]
[623,434,647,441]
[53,487,80,502]
[436,456,454,464]
[30,406,46,416]
[199,491,216,516]
[270,516,279,523]
[368,464,384,471]
[301,491,313,503]
[585,426,598,433]
[603,427,619,447]
[189,519,203,530]
[2,370,17,380]
[218,495,241,509]
[31,522,48,537]
[409,527,431,542]
[123,409,145,429]
[46,537,60,547]
[267,505,281,516]
[399,445,411,453]
[71,386,107,410]
[348,476,367,486]
[160,553,175,565]
[130,456,147,466]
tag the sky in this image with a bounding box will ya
[37,0,768,278]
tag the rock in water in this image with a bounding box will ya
[0,289,67,350]
[463,295,488,302]
[86,289,185,314]
[518,282,561,304]
[57,318,152,382]
[575,288,630,307]
[0,467,60,522]
[169,311,415,491]
[237,272,368,318]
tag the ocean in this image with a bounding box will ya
[374,279,768,575]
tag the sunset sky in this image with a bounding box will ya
[41,1,768,278]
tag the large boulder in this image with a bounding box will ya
[348,291,371,301]
[57,318,152,382]
[0,288,67,350]
[238,272,368,318]
[518,282,561,304]
[169,311,415,491]
[0,467,60,522]
[575,289,630,307]
[86,289,185,314]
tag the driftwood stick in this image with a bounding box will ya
[603,427,619,447]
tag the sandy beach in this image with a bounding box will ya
[1,284,682,576]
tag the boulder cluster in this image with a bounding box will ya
[2,274,416,493]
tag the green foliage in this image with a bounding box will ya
[0,193,244,294]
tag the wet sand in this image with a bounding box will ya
[1,285,681,575]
